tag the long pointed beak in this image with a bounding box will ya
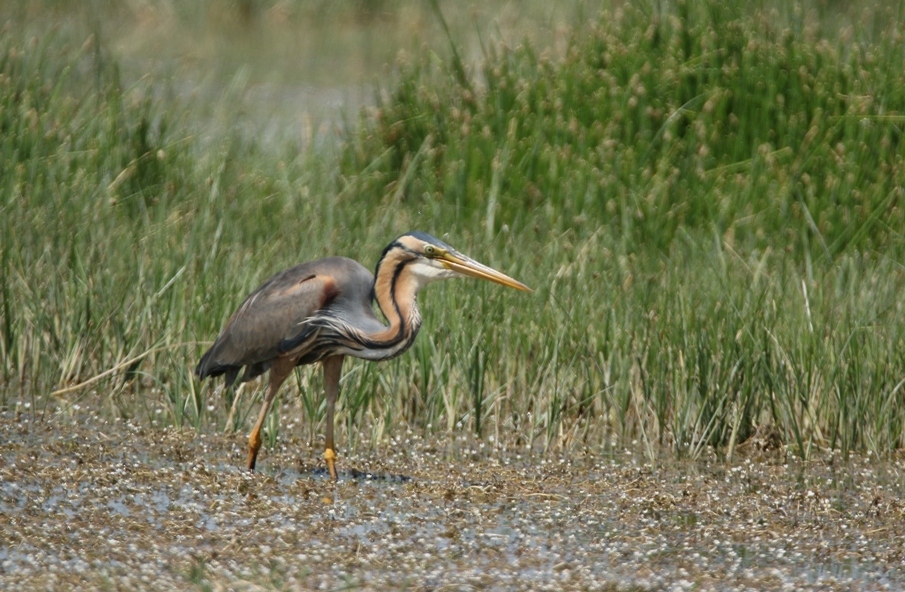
[440,252,532,292]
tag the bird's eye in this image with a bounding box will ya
[424,245,435,256]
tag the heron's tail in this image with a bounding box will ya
[194,347,215,379]
[195,346,240,388]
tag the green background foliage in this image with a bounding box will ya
[1,0,903,461]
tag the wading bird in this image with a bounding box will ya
[195,232,530,480]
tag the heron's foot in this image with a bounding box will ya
[324,448,338,481]
[246,449,259,472]
[247,432,262,471]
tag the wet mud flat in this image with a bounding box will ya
[1,413,904,591]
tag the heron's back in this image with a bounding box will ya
[195,257,377,384]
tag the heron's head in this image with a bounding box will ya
[379,232,531,292]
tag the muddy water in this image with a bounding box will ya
[1,413,903,590]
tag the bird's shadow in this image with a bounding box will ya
[278,464,412,483]
[345,467,412,483]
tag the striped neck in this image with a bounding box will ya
[359,253,424,360]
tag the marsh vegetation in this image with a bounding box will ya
[1,0,905,587]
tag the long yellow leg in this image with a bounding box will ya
[321,355,344,481]
[247,356,295,471]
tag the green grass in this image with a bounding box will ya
[1,0,904,463]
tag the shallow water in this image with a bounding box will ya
[1,413,903,590]
[7,0,584,150]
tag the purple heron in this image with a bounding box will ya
[195,232,530,480]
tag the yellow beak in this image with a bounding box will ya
[440,252,532,292]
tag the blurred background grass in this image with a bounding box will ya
[1,0,903,462]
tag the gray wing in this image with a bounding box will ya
[195,257,377,384]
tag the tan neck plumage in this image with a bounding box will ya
[364,253,423,359]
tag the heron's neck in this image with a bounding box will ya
[361,259,423,360]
